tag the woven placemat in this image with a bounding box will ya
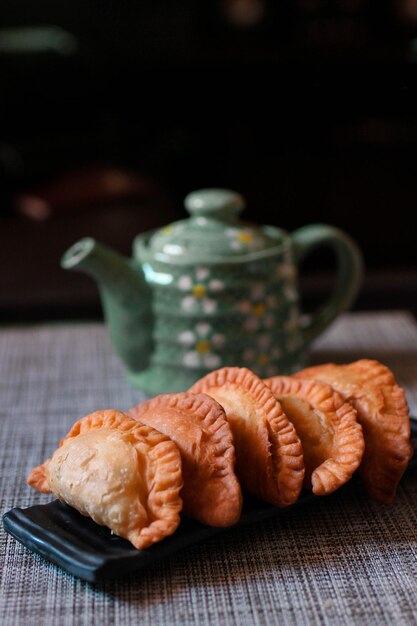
[1,312,416,626]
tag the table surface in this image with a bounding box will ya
[1,311,417,626]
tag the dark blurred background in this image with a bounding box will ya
[1,0,417,321]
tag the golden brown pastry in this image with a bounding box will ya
[189,367,305,507]
[264,376,365,495]
[128,392,242,527]
[295,360,413,502]
[28,410,183,549]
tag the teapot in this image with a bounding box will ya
[61,188,362,395]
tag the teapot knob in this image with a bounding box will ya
[184,188,246,220]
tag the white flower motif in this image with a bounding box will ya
[178,267,223,314]
[209,279,224,293]
[196,266,210,281]
[181,323,225,369]
[226,227,258,251]
[178,275,193,291]
[230,240,244,251]
[178,330,195,346]
[182,295,197,311]
[202,299,217,314]
[205,354,221,369]
[195,322,211,337]
[184,351,201,368]
[239,294,275,333]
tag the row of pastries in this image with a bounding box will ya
[28,360,413,550]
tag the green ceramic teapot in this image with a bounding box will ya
[61,188,362,395]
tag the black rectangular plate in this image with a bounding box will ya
[4,422,417,583]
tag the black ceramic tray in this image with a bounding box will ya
[4,422,417,583]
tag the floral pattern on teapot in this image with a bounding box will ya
[61,188,363,395]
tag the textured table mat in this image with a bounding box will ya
[1,311,417,626]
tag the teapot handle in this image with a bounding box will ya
[291,224,363,346]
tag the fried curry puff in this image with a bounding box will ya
[264,376,364,495]
[128,392,242,527]
[28,410,183,549]
[190,367,305,507]
[296,360,412,502]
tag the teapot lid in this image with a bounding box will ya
[142,188,283,264]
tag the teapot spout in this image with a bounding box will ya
[61,237,153,373]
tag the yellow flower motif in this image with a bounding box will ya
[237,232,254,245]
[192,283,207,298]
[196,339,211,354]
[257,354,270,366]
[253,303,265,318]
